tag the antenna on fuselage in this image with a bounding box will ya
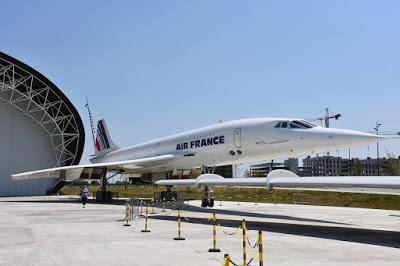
[85,97,96,150]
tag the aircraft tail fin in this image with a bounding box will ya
[94,119,119,157]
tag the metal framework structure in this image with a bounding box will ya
[0,51,84,167]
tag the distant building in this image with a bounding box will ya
[302,156,350,176]
[250,155,400,177]
[303,156,400,176]
[250,158,301,177]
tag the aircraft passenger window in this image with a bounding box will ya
[281,121,288,128]
[274,122,282,128]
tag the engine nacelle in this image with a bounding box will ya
[266,169,299,192]
[196,174,224,186]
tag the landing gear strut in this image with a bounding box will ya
[200,165,216,208]
[201,185,214,208]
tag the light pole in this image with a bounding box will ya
[373,121,382,176]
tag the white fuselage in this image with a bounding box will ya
[90,118,382,173]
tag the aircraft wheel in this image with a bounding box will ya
[209,198,214,207]
[160,191,166,200]
[201,198,209,208]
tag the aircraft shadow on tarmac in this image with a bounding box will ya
[4,198,400,248]
[0,198,365,226]
[177,203,351,226]
[149,214,400,249]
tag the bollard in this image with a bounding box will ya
[123,202,131,227]
[140,200,143,216]
[242,219,247,266]
[129,202,134,220]
[255,195,259,205]
[172,198,176,210]
[222,254,230,266]
[141,206,151,233]
[151,199,156,214]
[219,195,222,206]
[208,212,221,252]
[237,195,240,205]
[161,198,166,213]
[173,210,185,240]
[258,231,263,266]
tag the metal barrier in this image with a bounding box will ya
[150,199,156,214]
[123,201,131,227]
[123,198,140,226]
[122,196,267,265]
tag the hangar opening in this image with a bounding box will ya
[0,51,85,196]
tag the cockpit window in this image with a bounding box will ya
[275,120,316,129]
[290,120,317,129]
[290,122,302,128]
[301,120,317,127]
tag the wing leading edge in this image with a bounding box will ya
[155,172,400,194]
[11,153,190,181]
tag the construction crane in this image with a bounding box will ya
[309,108,341,128]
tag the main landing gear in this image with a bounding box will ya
[200,165,216,208]
[201,185,215,208]
[160,186,178,201]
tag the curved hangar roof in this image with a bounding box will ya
[0,51,84,167]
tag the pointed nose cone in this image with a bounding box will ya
[331,129,387,150]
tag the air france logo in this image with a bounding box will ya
[176,136,225,151]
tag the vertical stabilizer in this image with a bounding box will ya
[94,119,119,156]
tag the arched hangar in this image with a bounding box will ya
[0,51,85,196]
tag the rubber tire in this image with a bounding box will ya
[160,191,166,201]
[201,198,209,208]
[209,198,214,207]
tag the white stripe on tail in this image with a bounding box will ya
[94,119,119,156]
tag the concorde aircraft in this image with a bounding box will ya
[12,117,400,207]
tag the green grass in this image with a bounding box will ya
[61,185,400,211]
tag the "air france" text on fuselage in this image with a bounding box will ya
[176,136,225,151]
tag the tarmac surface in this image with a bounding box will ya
[0,196,399,266]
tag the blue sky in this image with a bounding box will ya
[1,1,400,164]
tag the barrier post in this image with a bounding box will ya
[161,198,166,213]
[258,231,263,266]
[219,195,222,206]
[129,201,134,220]
[173,210,185,240]
[123,202,131,227]
[222,254,230,266]
[141,206,151,233]
[237,195,240,205]
[172,198,176,210]
[151,199,156,214]
[242,219,247,266]
[208,212,221,252]
[140,200,143,216]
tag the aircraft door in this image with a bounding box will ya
[233,128,242,148]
